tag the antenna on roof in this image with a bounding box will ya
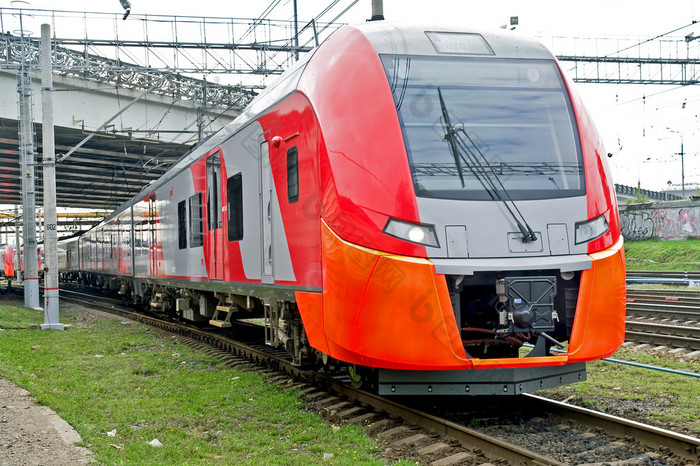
[369,0,384,21]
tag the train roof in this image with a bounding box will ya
[102,22,553,223]
[356,22,552,60]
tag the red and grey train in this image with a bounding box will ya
[1,244,14,278]
[58,23,626,395]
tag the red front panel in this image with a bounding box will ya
[296,221,627,370]
[559,65,621,253]
[298,26,426,258]
[256,93,322,287]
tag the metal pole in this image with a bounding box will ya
[293,0,299,61]
[371,0,384,21]
[681,136,685,198]
[311,19,319,47]
[40,23,63,330]
[17,26,41,310]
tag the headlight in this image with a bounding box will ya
[383,218,440,248]
[574,214,609,244]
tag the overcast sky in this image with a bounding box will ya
[3,0,700,191]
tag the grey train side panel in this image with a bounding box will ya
[219,121,296,284]
[157,169,207,279]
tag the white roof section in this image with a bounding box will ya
[353,22,553,60]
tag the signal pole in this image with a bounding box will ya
[40,23,63,330]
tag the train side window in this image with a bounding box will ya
[189,193,203,247]
[287,146,299,203]
[227,173,243,242]
[177,200,187,249]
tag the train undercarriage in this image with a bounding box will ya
[65,268,587,396]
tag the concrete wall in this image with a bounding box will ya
[619,199,700,241]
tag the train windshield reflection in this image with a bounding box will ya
[380,55,585,201]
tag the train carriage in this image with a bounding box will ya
[60,22,626,395]
[1,244,14,279]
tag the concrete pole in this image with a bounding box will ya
[14,205,21,282]
[17,33,41,310]
[40,23,63,330]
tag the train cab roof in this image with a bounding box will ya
[355,22,553,60]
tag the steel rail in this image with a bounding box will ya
[627,271,700,280]
[627,298,700,309]
[625,328,700,350]
[524,394,700,461]
[628,289,700,299]
[627,271,700,285]
[626,320,700,339]
[324,379,566,465]
[626,302,700,321]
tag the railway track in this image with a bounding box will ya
[627,270,700,284]
[625,321,700,351]
[626,288,700,351]
[53,287,699,465]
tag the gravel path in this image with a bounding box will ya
[0,377,93,465]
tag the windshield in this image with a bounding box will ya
[381,55,584,200]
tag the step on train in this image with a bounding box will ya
[58,22,626,395]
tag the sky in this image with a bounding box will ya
[3,0,700,192]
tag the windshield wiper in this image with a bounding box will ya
[438,88,465,188]
[437,87,538,243]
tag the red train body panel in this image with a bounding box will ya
[2,244,14,278]
[59,23,626,395]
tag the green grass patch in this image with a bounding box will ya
[0,302,45,328]
[537,347,700,436]
[625,238,700,271]
[0,303,387,465]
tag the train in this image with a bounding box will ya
[0,244,43,280]
[57,22,626,395]
[1,244,15,279]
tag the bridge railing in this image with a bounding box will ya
[0,8,341,80]
[615,183,683,201]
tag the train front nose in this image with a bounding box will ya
[318,219,470,370]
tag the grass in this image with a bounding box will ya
[624,238,700,271]
[0,298,45,328]
[537,347,700,437]
[0,302,391,465]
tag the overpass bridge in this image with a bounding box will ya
[0,28,255,210]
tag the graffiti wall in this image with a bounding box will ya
[619,200,700,241]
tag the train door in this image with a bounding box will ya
[206,152,224,280]
[259,139,273,284]
[148,195,157,276]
